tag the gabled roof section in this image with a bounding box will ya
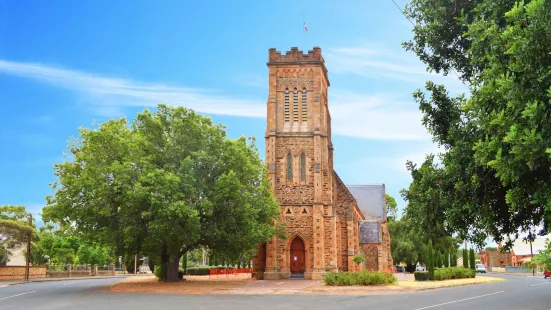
[346,184,386,222]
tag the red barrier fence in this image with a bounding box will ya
[209,268,253,279]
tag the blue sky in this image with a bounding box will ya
[0,0,468,223]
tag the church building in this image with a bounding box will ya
[252,47,393,280]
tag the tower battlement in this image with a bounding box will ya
[268,47,325,64]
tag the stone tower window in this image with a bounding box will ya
[301,88,307,121]
[284,88,290,122]
[287,153,293,181]
[293,88,299,122]
[300,153,306,181]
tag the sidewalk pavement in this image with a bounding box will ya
[489,271,544,278]
[0,274,148,287]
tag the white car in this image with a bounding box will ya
[415,265,426,271]
[475,264,486,273]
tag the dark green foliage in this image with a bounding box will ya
[154,263,167,281]
[403,0,551,248]
[469,249,476,270]
[323,271,397,286]
[43,105,280,282]
[427,240,435,280]
[414,271,429,281]
[186,267,211,275]
[463,249,468,268]
[443,251,449,268]
[450,251,457,267]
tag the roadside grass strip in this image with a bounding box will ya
[398,276,504,289]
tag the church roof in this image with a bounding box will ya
[346,184,386,222]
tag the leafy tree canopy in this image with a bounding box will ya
[402,0,551,248]
[0,205,34,265]
[43,105,280,281]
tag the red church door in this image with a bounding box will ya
[290,237,305,274]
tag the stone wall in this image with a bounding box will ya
[481,248,513,267]
[277,206,314,272]
[0,266,46,281]
[275,137,315,205]
[333,172,357,272]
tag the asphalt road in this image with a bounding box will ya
[0,274,549,310]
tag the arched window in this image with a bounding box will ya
[300,153,306,181]
[287,153,293,181]
[301,88,307,121]
[293,88,299,122]
[284,88,290,122]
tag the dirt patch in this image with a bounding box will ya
[109,276,414,295]
[109,275,253,295]
[109,275,502,295]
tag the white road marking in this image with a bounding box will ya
[0,291,36,300]
[412,291,504,310]
[62,281,78,286]
[276,282,284,285]
[530,282,551,287]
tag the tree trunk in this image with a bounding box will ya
[166,254,181,282]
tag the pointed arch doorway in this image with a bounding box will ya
[290,236,306,274]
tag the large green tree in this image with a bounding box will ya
[403,0,551,247]
[43,105,279,281]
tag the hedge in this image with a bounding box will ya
[415,267,475,281]
[323,271,397,286]
[414,271,429,281]
[186,267,211,275]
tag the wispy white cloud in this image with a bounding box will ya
[0,59,266,118]
[0,58,437,141]
[330,90,429,140]
[325,45,469,94]
[351,143,444,177]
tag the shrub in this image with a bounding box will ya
[178,268,185,279]
[352,255,365,264]
[153,263,167,281]
[323,271,396,286]
[433,267,475,281]
[186,267,211,275]
[414,271,429,281]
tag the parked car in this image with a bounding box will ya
[415,265,426,271]
[475,264,487,273]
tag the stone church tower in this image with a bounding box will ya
[253,47,392,280]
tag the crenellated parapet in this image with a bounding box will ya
[268,47,325,64]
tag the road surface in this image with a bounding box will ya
[0,274,549,309]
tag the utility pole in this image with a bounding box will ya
[25,213,32,282]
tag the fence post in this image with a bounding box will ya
[67,264,72,277]
[93,264,98,276]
